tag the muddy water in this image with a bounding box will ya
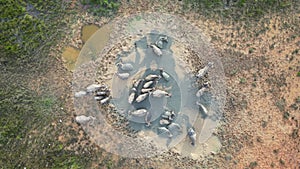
[62,24,112,71]
[81,24,99,43]
[76,24,112,67]
[61,46,80,71]
[110,33,202,150]
[73,31,222,158]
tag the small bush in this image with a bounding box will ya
[249,161,258,168]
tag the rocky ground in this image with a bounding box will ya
[1,0,299,168]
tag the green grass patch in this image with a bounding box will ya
[0,0,67,68]
[81,0,120,16]
[239,77,247,84]
[0,85,55,145]
[37,96,57,114]
[0,84,93,168]
[181,0,295,20]
[0,1,98,168]
[52,156,87,169]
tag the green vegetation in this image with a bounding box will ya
[0,85,46,166]
[81,0,120,16]
[283,111,290,119]
[249,161,258,168]
[182,0,223,10]
[296,96,300,103]
[239,77,246,84]
[52,156,87,169]
[182,0,295,19]
[273,149,279,154]
[0,0,95,168]
[279,158,285,165]
[0,80,92,168]
[248,48,256,54]
[275,98,286,112]
[0,0,67,68]
[261,120,267,128]
[292,49,299,55]
[289,103,298,110]
[291,129,298,139]
[230,69,238,76]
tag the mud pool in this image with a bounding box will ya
[77,24,112,67]
[81,24,99,43]
[62,24,112,71]
[61,46,80,71]
[110,33,203,148]
[72,13,225,159]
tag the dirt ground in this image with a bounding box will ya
[42,0,300,168]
